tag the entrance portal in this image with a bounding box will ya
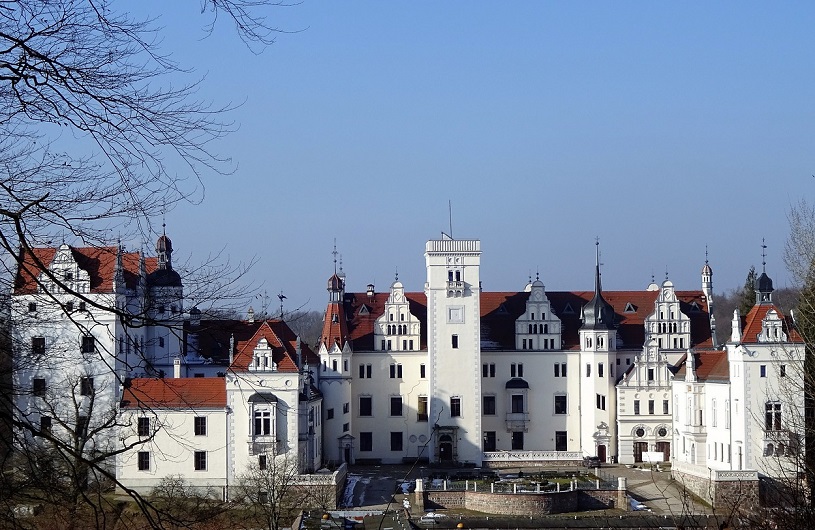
[597,444,607,462]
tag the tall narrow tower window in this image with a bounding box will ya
[451,335,459,349]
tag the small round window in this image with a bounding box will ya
[635,428,645,437]
[657,427,668,437]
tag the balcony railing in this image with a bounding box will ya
[249,438,280,455]
[505,412,530,432]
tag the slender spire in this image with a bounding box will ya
[761,238,767,273]
[332,239,338,274]
[594,237,602,294]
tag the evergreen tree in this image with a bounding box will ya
[738,266,758,316]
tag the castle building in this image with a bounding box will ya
[11,234,803,509]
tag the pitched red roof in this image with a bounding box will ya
[320,301,350,350]
[14,246,157,294]
[674,350,729,381]
[339,289,710,352]
[121,378,226,409]
[231,320,319,372]
[741,304,803,344]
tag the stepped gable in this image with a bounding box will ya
[14,246,156,294]
[479,289,712,351]
[121,378,226,409]
[741,304,803,344]
[674,349,730,381]
[343,291,428,351]
[339,288,711,352]
[230,319,318,372]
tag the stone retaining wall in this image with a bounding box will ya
[423,488,625,515]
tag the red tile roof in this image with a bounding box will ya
[741,304,803,344]
[121,378,226,409]
[231,320,319,372]
[340,289,710,352]
[674,350,729,381]
[14,246,157,294]
[320,301,350,350]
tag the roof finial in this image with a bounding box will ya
[536,268,540,282]
[594,237,602,293]
[705,244,709,265]
[394,267,399,282]
[332,238,338,274]
[651,272,655,284]
[665,267,669,281]
[761,238,767,273]
[528,271,532,284]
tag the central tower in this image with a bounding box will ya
[425,235,482,464]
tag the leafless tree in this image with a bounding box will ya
[0,1,286,528]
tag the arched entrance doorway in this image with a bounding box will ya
[439,435,453,462]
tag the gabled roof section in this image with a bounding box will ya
[741,304,803,344]
[674,350,729,382]
[121,378,226,409]
[342,292,428,351]
[231,319,318,372]
[14,246,156,294]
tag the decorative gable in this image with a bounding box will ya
[373,280,421,352]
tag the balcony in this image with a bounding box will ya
[249,437,280,455]
[446,281,465,297]
[505,412,530,432]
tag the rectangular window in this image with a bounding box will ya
[343,423,349,432]
[554,363,560,377]
[359,396,372,417]
[598,363,604,378]
[79,301,86,311]
[359,364,365,378]
[451,335,459,349]
[765,402,782,431]
[65,301,73,312]
[390,396,403,417]
[194,451,207,471]
[586,363,591,377]
[511,363,516,378]
[389,363,403,379]
[648,400,655,415]
[194,416,207,436]
[554,395,567,415]
[760,365,767,377]
[663,400,669,415]
[77,415,88,437]
[332,360,337,371]
[390,431,403,451]
[483,395,496,415]
[343,359,348,372]
[254,409,272,435]
[450,396,461,417]
[28,302,37,312]
[483,363,489,377]
[596,394,606,410]
[158,337,164,347]
[561,363,567,377]
[555,431,567,451]
[648,368,655,381]
[780,365,786,377]
[81,336,95,354]
[259,455,267,470]
[80,377,94,396]
[511,394,524,414]
[360,432,373,452]
[634,400,640,415]
[138,451,150,471]
[517,363,524,377]
[366,364,372,378]
[138,417,150,437]
[420,364,426,378]
[417,396,428,421]
[327,408,334,420]
[343,403,349,414]
[40,416,52,434]
[33,378,46,397]
[32,337,45,355]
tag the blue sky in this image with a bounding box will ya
[117,2,815,312]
